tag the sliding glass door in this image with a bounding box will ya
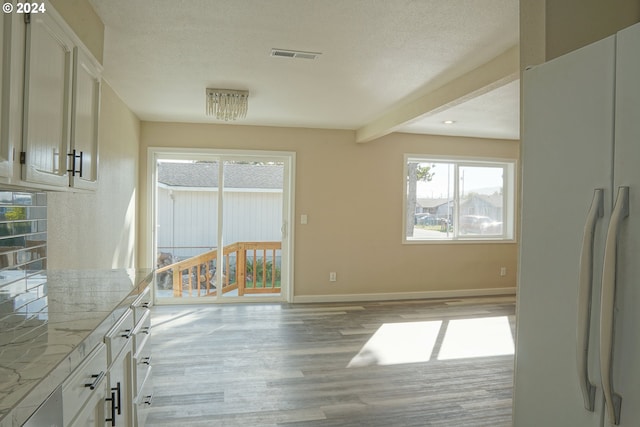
[220,159,284,299]
[152,150,294,303]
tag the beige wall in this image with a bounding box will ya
[48,82,140,269]
[48,0,519,295]
[139,122,519,298]
[545,0,640,60]
[50,0,104,64]
[521,0,640,69]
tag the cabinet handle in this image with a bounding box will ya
[112,382,122,415]
[67,149,82,176]
[143,394,153,406]
[142,326,151,335]
[576,188,603,411]
[106,391,116,426]
[141,356,152,366]
[84,371,105,390]
[121,329,133,339]
[600,186,629,425]
[141,302,151,309]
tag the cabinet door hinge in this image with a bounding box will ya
[20,152,26,165]
[24,13,30,24]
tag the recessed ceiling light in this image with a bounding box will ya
[271,48,322,60]
[443,120,456,125]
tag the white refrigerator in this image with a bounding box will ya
[513,22,640,426]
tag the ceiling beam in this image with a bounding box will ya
[355,45,520,143]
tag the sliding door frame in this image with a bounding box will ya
[147,147,296,305]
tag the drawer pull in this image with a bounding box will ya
[121,329,133,339]
[141,326,151,335]
[141,356,152,366]
[106,391,116,426]
[141,302,150,308]
[84,371,105,390]
[143,394,153,406]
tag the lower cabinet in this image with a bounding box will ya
[133,368,154,427]
[132,309,153,427]
[61,344,108,427]
[25,290,153,426]
[106,341,133,427]
[68,379,107,427]
[105,309,135,427]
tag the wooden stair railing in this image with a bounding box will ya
[156,241,282,297]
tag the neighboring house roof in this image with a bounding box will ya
[158,162,283,189]
[416,198,452,209]
[461,193,503,208]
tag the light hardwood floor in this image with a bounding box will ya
[147,296,515,426]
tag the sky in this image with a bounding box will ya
[415,162,503,198]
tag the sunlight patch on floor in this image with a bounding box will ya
[347,321,442,367]
[347,316,514,367]
[438,316,514,360]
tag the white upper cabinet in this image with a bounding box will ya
[70,47,101,190]
[0,7,16,181]
[21,4,101,191]
[22,11,74,187]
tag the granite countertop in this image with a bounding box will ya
[0,268,154,427]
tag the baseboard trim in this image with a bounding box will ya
[292,287,516,304]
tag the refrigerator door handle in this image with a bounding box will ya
[577,188,604,411]
[600,186,629,426]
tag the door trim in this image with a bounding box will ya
[146,147,296,304]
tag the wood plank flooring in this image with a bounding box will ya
[147,296,515,426]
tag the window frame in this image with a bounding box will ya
[403,154,516,244]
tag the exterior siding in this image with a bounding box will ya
[157,186,282,260]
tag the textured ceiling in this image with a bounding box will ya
[89,0,520,140]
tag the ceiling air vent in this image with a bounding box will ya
[271,48,321,60]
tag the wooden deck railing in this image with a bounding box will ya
[156,241,282,297]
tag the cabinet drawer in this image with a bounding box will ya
[131,286,152,325]
[133,309,151,355]
[133,337,152,396]
[134,368,154,427]
[105,308,134,365]
[61,343,107,425]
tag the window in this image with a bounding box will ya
[404,155,515,242]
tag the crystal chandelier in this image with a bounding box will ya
[206,88,249,121]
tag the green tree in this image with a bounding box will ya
[406,163,435,237]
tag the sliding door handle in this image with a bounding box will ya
[600,186,629,425]
[577,188,603,411]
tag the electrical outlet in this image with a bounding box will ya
[500,267,507,277]
[329,272,337,282]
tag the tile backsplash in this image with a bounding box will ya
[0,190,47,294]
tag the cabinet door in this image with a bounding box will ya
[0,7,15,180]
[69,380,107,427]
[70,47,101,190]
[608,22,640,427]
[107,343,133,427]
[22,11,73,187]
